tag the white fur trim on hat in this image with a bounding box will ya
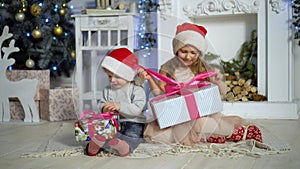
[101,56,136,81]
[173,30,208,55]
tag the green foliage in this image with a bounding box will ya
[220,30,257,80]
[203,52,223,70]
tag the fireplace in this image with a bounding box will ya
[156,0,298,119]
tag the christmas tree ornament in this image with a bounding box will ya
[58,7,66,16]
[0,2,5,8]
[30,4,42,16]
[32,27,42,39]
[62,3,67,8]
[53,24,63,36]
[22,6,27,12]
[25,58,35,68]
[15,11,25,22]
[21,0,27,13]
[71,50,76,59]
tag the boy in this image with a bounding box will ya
[87,48,147,157]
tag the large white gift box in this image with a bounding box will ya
[150,84,223,129]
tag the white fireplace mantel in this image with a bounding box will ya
[159,0,286,17]
[157,0,298,119]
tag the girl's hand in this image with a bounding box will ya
[137,68,152,80]
[102,102,120,113]
[211,69,223,85]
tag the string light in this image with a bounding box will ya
[136,0,159,52]
[53,4,59,12]
[51,64,58,71]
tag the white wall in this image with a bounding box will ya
[69,0,96,14]
[69,0,139,14]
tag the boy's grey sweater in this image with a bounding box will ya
[97,82,147,123]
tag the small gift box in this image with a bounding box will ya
[75,110,119,142]
[150,84,223,129]
[145,68,223,129]
[49,88,79,121]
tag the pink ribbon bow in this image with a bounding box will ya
[144,68,216,95]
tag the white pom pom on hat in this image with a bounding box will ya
[172,22,208,55]
[101,48,138,81]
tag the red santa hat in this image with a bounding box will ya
[101,48,138,81]
[172,22,208,55]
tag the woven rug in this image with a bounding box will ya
[20,122,291,159]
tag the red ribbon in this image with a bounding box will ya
[144,68,216,121]
[80,110,119,138]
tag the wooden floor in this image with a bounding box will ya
[0,118,299,169]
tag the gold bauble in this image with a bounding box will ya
[118,3,125,10]
[30,4,42,16]
[71,50,76,59]
[0,2,5,8]
[62,3,67,8]
[25,58,35,68]
[32,28,42,39]
[58,8,66,16]
[22,6,27,13]
[15,12,25,22]
[53,25,63,36]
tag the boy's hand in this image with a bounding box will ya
[102,102,120,113]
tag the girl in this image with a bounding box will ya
[139,23,262,145]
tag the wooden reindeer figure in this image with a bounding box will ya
[0,26,39,122]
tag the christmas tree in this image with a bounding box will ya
[0,0,75,76]
[136,0,159,51]
[293,0,300,46]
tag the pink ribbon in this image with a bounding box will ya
[144,68,216,120]
[80,110,119,138]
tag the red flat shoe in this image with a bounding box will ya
[226,126,245,142]
[87,135,106,156]
[227,125,263,143]
[108,138,130,157]
[245,125,263,143]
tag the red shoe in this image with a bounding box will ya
[227,125,263,143]
[87,135,106,156]
[108,138,130,157]
[226,126,245,142]
[245,125,263,143]
[206,135,226,144]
